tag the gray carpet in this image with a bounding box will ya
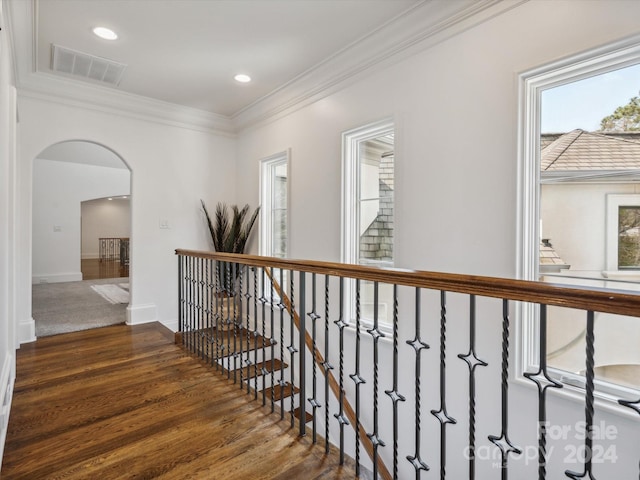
[33,277,129,337]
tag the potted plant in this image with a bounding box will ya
[201,200,260,295]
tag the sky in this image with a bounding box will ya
[541,62,640,133]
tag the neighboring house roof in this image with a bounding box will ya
[541,129,640,171]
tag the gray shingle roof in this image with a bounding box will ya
[541,129,640,171]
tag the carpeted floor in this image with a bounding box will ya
[32,278,129,337]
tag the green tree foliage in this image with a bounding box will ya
[600,94,640,132]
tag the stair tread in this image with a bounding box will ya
[294,406,314,424]
[222,359,287,379]
[260,382,299,401]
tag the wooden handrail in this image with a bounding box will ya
[263,267,393,480]
[175,249,640,317]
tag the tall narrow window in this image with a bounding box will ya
[260,151,288,259]
[342,119,394,326]
[519,39,640,403]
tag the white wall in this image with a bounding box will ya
[235,1,640,477]
[0,0,17,468]
[32,159,130,283]
[17,97,237,335]
[81,197,131,259]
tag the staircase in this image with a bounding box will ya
[175,324,311,425]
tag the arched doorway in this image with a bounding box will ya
[31,140,132,337]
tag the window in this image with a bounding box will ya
[260,151,288,259]
[606,195,640,272]
[519,38,640,402]
[260,151,289,300]
[342,119,394,326]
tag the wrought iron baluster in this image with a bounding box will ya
[565,310,597,480]
[214,260,221,370]
[206,258,212,362]
[308,273,322,443]
[252,267,259,397]
[258,268,268,406]
[407,287,430,478]
[458,294,488,479]
[232,263,239,383]
[237,264,245,388]
[270,270,276,412]
[488,299,521,480]
[226,261,232,378]
[334,277,349,464]
[279,268,286,419]
[385,284,406,480]
[178,255,184,334]
[242,265,255,394]
[323,274,334,454]
[248,266,256,395]
[367,281,386,479]
[524,304,562,480]
[289,270,299,428]
[298,271,306,436]
[431,290,457,480]
[349,279,366,476]
[197,257,203,360]
[187,255,193,353]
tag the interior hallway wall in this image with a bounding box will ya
[234,1,640,477]
[17,96,236,336]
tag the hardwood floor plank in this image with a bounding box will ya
[2,322,355,479]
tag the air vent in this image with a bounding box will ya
[51,44,126,86]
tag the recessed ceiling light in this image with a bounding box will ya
[108,197,113,201]
[234,74,251,83]
[122,196,128,199]
[93,27,118,40]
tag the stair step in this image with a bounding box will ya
[294,406,313,424]
[222,359,287,379]
[180,327,274,357]
[260,382,299,401]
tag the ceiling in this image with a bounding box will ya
[8,0,512,131]
[35,0,422,117]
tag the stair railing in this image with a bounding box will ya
[176,249,640,480]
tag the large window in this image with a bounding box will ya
[519,38,640,402]
[342,119,394,326]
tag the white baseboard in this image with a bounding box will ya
[19,318,36,344]
[0,352,15,474]
[126,303,157,325]
[32,272,83,285]
[161,319,178,332]
[81,253,99,260]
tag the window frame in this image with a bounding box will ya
[341,118,395,329]
[606,194,640,272]
[259,150,289,259]
[259,150,290,302]
[517,36,640,411]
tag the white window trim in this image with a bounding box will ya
[259,150,290,258]
[259,150,290,303]
[517,35,640,415]
[342,118,394,329]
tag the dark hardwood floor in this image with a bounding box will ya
[81,258,128,280]
[2,323,355,479]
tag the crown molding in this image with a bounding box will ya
[7,0,527,136]
[6,0,235,136]
[232,0,528,132]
